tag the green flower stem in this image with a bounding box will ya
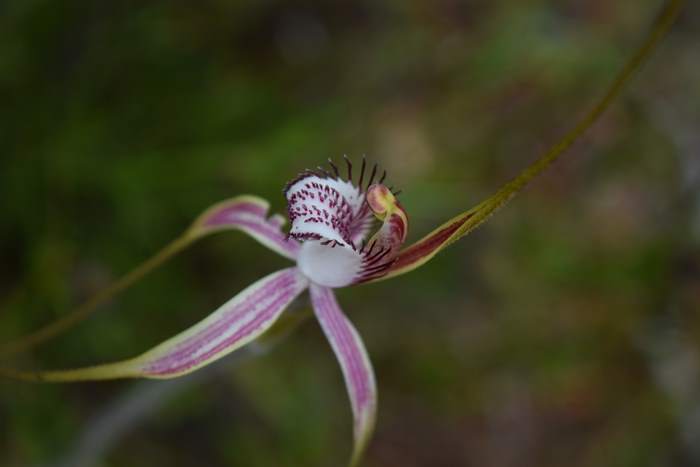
[371,0,685,283]
[451,0,685,244]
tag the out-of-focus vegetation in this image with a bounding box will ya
[1,1,698,466]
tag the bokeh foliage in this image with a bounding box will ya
[1,1,698,466]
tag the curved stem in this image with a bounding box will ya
[368,0,685,283]
[0,234,194,359]
[452,0,686,241]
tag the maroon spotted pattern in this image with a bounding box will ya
[286,178,358,246]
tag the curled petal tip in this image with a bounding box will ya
[365,184,395,219]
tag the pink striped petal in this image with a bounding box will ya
[190,195,300,260]
[10,268,308,382]
[353,184,409,283]
[362,209,475,283]
[310,284,376,466]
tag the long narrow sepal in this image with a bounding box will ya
[309,284,377,467]
[361,0,685,284]
[1,268,308,381]
[0,195,298,358]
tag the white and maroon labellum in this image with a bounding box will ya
[285,157,408,288]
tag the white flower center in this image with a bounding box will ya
[297,241,362,288]
[285,161,409,286]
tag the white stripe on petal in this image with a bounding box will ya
[6,269,309,382]
[310,284,377,467]
[192,195,300,260]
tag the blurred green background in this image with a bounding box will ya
[1,1,699,466]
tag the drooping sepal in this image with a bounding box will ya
[3,268,309,381]
[310,284,377,467]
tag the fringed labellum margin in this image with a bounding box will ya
[286,158,409,287]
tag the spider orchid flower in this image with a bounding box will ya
[6,159,423,465]
[0,2,684,465]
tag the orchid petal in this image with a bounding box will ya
[190,195,300,260]
[365,184,408,250]
[0,195,298,357]
[363,206,477,283]
[310,284,376,467]
[361,0,685,284]
[352,184,409,283]
[2,268,308,381]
